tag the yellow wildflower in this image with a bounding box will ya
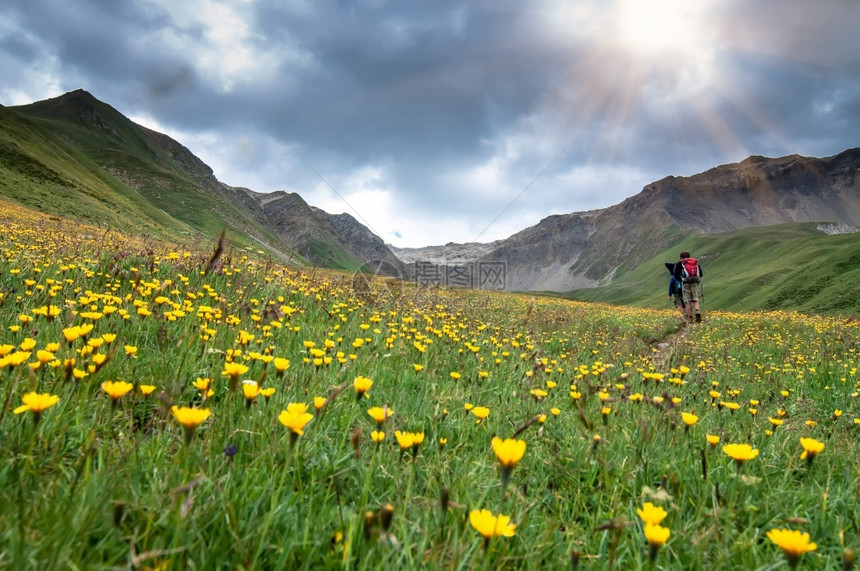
[278,403,313,436]
[14,391,60,422]
[722,443,759,465]
[469,509,516,540]
[766,528,817,567]
[799,437,825,462]
[171,406,211,443]
[353,376,373,399]
[637,502,667,526]
[102,380,134,401]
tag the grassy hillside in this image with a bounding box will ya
[6,90,292,254]
[564,223,860,314]
[0,105,183,237]
[2,91,379,271]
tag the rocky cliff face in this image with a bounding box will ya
[257,191,408,276]
[317,210,407,274]
[398,149,860,291]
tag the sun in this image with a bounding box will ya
[612,0,708,59]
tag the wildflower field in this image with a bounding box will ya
[1,200,859,570]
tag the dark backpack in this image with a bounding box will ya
[681,258,700,283]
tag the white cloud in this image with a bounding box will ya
[139,0,307,93]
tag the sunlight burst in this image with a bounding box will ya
[612,0,708,58]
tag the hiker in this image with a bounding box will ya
[664,262,685,316]
[673,252,703,322]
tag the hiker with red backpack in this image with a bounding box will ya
[672,252,703,322]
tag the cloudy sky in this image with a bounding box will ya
[2,0,859,247]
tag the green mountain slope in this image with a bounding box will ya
[6,90,299,256]
[1,89,397,271]
[564,223,860,314]
[0,103,184,236]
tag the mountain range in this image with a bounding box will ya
[415,148,860,291]
[0,89,403,274]
[1,89,859,312]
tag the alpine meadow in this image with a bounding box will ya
[1,198,859,569]
[4,0,860,564]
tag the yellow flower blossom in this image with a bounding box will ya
[367,406,393,425]
[242,380,261,404]
[471,406,490,423]
[171,406,211,443]
[799,437,825,462]
[102,380,134,401]
[644,523,670,547]
[681,412,698,427]
[469,509,516,540]
[36,350,56,364]
[353,376,373,399]
[278,403,313,436]
[273,357,290,373]
[722,443,759,464]
[222,362,249,391]
[394,430,424,453]
[637,502,667,526]
[492,437,526,469]
[766,528,817,566]
[193,377,212,391]
[14,392,60,420]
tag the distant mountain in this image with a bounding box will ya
[390,241,502,265]
[251,190,408,276]
[400,149,860,291]
[2,89,404,274]
[3,89,859,311]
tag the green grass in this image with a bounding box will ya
[1,203,859,569]
[564,223,860,315]
[305,239,364,273]
[0,107,183,237]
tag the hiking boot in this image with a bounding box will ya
[695,312,702,323]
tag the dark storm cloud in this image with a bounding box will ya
[241,1,566,161]
[1,0,859,245]
[7,0,159,78]
[2,0,208,112]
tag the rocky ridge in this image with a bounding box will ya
[395,149,860,291]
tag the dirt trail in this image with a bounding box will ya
[649,321,692,371]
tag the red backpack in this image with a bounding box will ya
[681,258,700,283]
